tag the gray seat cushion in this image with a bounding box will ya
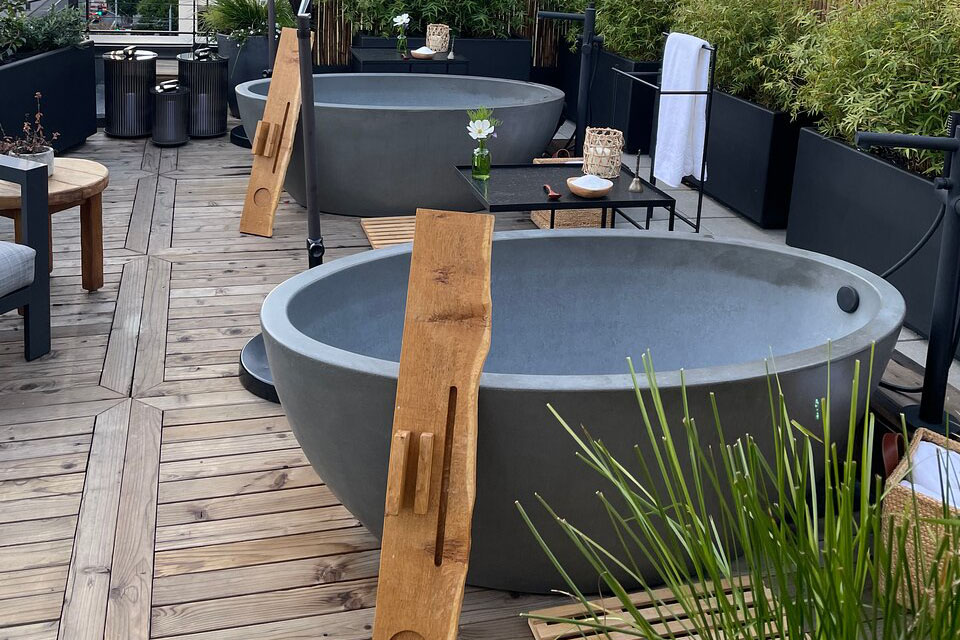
[0,240,36,297]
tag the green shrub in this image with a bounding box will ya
[20,8,86,54]
[565,0,675,61]
[792,0,960,175]
[0,0,26,63]
[135,0,179,31]
[200,0,295,43]
[342,0,527,39]
[672,0,815,111]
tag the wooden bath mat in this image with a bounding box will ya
[360,215,417,249]
[527,580,782,640]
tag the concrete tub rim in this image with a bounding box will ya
[235,73,566,113]
[260,230,906,393]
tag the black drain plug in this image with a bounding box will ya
[837,286,860,313]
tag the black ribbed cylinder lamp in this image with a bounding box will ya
[103,48,158,138]
[151,83,190,147]
[177,50,228,138]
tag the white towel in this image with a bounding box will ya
[653,32,711,188]
[899,441,960,510]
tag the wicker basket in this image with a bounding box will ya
[582,127,624,179]
[531,157,603,229]
[881,428,960,607]
[426,24,450,52]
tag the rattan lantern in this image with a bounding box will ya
[426,24,450,52]
[582,127,624,179]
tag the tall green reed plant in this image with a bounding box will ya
[518,349,960,639]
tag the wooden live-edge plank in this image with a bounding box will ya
[57,400,133,640]
[151,548,380,606]
[131,257,172,397]
[153,526,375,577]
[157,465,319,503]
[104,401,163,640]
[101,257,149,395]
[150,576,378,637]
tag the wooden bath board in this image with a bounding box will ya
[238,27,304,238]
[371,208,494,640]
[527,580,782,640]
[360,215,417,249]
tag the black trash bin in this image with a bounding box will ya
[151,81,190,147]
[103,47,158,138]
[177,49,228,138]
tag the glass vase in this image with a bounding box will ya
[396,34,408,56]
[472,141,491,180]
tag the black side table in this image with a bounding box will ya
[456,164,678,230]
[351,49,469,74]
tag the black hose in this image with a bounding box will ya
[877,203,949,394]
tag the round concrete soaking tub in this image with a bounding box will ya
[235,73,564,216]
[262,230,905,593]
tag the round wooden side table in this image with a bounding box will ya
[0,158,109,291]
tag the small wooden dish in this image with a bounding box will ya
[566,176,613,199]
[410,49,436,60]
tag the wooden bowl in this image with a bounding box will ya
[566,176,613,199]
[410,49,436,60]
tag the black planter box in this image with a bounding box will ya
[787,128,942,342]
[351,35,531,81]
[695,91,804,229]
[0,42,96,153]
[559,46,657,154]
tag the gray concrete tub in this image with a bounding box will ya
[262,230,905,593]
[236,73,564,216]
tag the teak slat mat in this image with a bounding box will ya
[239,28,305,238]
[528,580,783,640]
[360,216,417,249]
[372,209,494,640]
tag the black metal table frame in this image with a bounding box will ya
[456,163,677,230]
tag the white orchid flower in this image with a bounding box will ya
[467,119,495,140]
[392,13,410,27]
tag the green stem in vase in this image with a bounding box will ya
[472,139,491,181]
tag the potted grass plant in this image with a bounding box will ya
[670,0,815,229]
[0,3,94,152]
[519,352,960,638]
[202,0,296,117]
[785,0,960,346]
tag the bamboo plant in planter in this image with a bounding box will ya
[201,0,295,117]
[786,0,960,346]
[0,4,94,152]
[519,352,960,638]
[671,0,815,229]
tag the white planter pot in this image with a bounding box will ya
[10,147,55,177]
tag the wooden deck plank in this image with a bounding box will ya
[131,258,172,397]
[57,400,132,640]
[104,402,163,640]
[101,257,149,394]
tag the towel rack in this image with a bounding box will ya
[612,33,716,232]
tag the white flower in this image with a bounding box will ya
[467,119,495,140]
[392,13,410,27]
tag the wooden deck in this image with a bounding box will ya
[0,130,557,639]
[0,127,953,640]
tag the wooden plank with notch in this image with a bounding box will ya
[238,28,306,238]
[372,208,494,640]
